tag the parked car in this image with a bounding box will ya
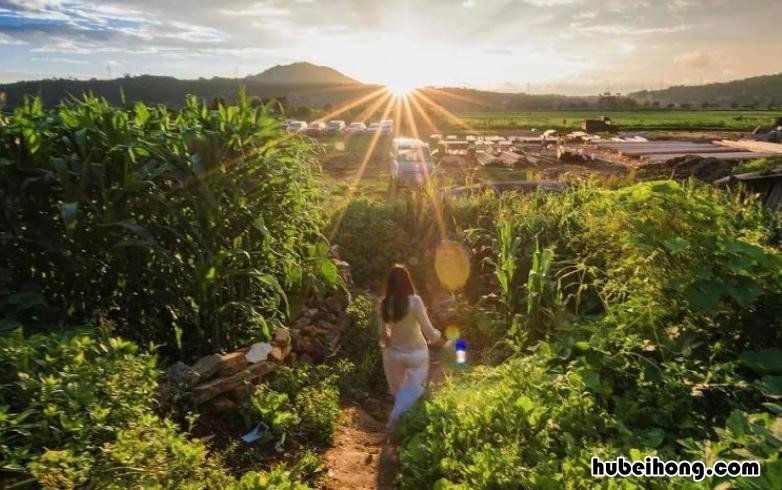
[381,119,394,135]
[366,122,381,134]
[286,120,307,133]
[326,120,346,134]
[345,122,367,134]
[389,137,434,193]
[306,121,326,135]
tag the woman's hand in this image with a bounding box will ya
[430,336,448,348]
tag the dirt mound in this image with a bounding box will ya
[637,155,736,182]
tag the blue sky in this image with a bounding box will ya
[1,0,781,95]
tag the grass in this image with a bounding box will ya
[454,110,782,132]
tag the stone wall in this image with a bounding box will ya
[164,253,353,414]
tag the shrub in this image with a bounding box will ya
[339,294,384,395]
[398,181,782,489]
[249,363,342,447]
[0,329,232,488]
[0,93,334,358]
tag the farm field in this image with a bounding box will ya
[455,110,782,132]
[2,95,782,490]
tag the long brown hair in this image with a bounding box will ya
[381,264,416,322]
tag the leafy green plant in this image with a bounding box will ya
[0,93,334,358]
[0,329,232,489]
[249,363,342,447]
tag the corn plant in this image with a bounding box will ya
[0,92,335,358]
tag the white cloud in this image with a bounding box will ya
[674,50,712,68]
[219,2,290,17]
[0,33,27,45]
[462,0,477,8]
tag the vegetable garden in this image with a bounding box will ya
[1,94,781,489]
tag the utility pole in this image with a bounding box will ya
[107,63,112,79]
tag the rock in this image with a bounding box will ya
[305,307,319,319]
[296,336,320,354]
[219,351,247,377]
[193,374,244,404]
[191,354,222,380]
[317,319,336,331]
[246,360,277,382]
[328,244,340,259]
[230,384,253,402]
[326,291,349,312]
[273,327,291,347]
[301,324,326,336]
[245,342,273,363]
[166,361,199,386]
[193,361,277,403]
[293,316,310,328]
[208,396,237,414]
[269,345,287,363]
[333,315,350,332]
[297,353,314,365]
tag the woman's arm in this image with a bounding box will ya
[377,304,387,349]
[413,296,446,347]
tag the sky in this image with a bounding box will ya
[1,0,781,95]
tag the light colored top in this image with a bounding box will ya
[378,294,441,352]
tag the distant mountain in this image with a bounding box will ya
[630,73,782,108]
[247,62,358,85]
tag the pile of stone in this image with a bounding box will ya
[164,252,354,414]
[166,327,292,413]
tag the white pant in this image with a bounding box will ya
[383,347,428,428]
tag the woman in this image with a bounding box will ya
[378,264,446,430]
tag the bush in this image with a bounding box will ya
[0,93,334,358]
[0,329,232,488]
[398,181,782,489]
[249,363,342,447]
[230,450,322,489]
[339,294,384,395]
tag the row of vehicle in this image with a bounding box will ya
[284,119,394,135]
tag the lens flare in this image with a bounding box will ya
[434,240,471,291]
[454,339,467,366]
[444,324,461,341]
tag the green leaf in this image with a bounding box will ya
[759,376,782,399]
[740,349,782,375]
[514,395,535,413]
[173,323,183,350]
[59,202,79,232]
[319,258,340,286]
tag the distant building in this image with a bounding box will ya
[714,168,782,211]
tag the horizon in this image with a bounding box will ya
[1,1,782,95]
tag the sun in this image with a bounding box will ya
[386,79,417,97]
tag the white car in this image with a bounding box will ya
[286,120,307,133]
[306,121,326,135]
[345,122,367,134]
[381,119,394,135]
[366,122,381,134]
[389,137,434,191]
[326,120,346,134]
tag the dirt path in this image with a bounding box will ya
[322,353,446,489]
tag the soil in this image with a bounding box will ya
[322,352,447,489]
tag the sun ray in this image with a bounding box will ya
[414,90,475,133]
[419,86,488,109]
[407,90,440,135]
[401,93,447,241]
[312,87,388,123]
[328,92,397,242]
